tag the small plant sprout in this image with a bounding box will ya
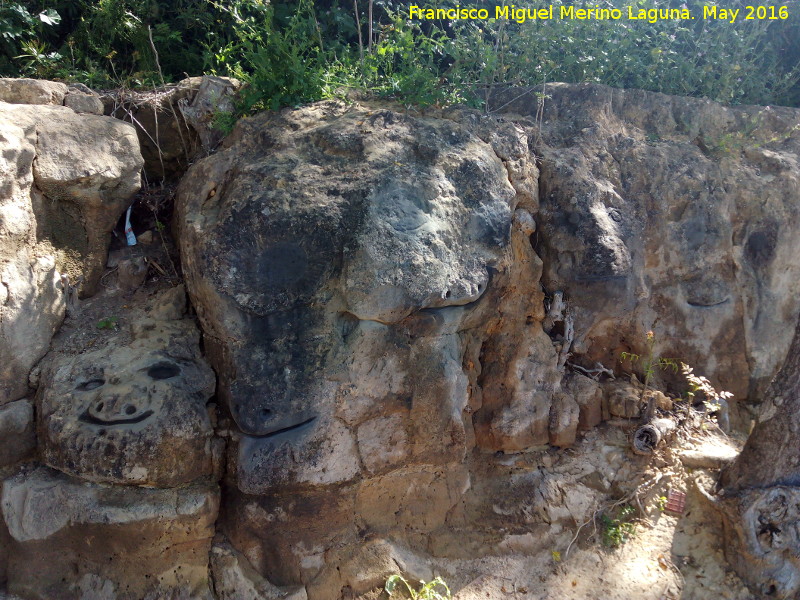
[385,574,451,600]
[681,363,733,413]
[96,316,119,330]
[620,330,680,417]
[600,505,636,548]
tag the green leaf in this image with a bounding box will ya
[38,9,61,27]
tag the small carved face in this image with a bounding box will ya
[75,357,185,429]
[38,319,216,487]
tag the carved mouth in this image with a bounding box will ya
[687,297,730,308]
[245,416,317,439]
[79,409,154,426]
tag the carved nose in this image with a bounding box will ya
[87,395,140,420]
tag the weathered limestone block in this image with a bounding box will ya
[548,391,580,448]
[28,103,143,292]
[0,400,35,468]
[605,380,643,419]
[176,102,515,492]
[476,325,561,452]
[493,82,800,418]
[0,78,67,105]
[1,466,218,600]
[0,253,64,405]
[469,207,553,453]
[63,90,104,115]
[222,486,359,588]
[178,75,242,152]
[564,372,604,430]
[211,537,307,600]
[355,466,471,535]
[0,95,142,402]
[306,539,433,600]
[37,287,217,487]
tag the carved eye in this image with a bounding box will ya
[77,379,105,391]
[147,362,180,380]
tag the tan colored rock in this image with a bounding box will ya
[0,78,67,105]
[37,288,216,487]
[605,380,643,419]
[117,256,148,291]
[477,325,561,451]
[644,388,673,411]
[564,372,604,430]
[1,466,218,600]
[549,392,580,448]
[306,539,432,600]
[355,466,470,534]
[493,82,800,424]
[0,253,64,405]
[211,537,307,600]
[356,414,409,474]
[28,103,143,292]
[178,75,242,151]
[222,486,359,587]
[63,90,104,115]
[0,97,142,403]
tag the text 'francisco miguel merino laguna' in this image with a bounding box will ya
[409,4,791,24]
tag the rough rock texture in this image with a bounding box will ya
[63,89,104,115]
[494,83,800,422]
[3,80,800,598]
[37,286,218,487]
[0,401,35,468]
[0,79,67,105]
[210,537,307,600]
[0,97,142,404]
[1,466,218,600]
[176,101,546,595]
[172,89,800,597]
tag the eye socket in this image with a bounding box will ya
[124,405,137,415]
[77,379,105,391]
[147,362,180,380]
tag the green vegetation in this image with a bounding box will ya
[96,316,118,330]
[385,574,451,599]
[620,330,681,414]
[2,0,799,116]
[600,504,637,548]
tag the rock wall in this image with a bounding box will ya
[0,80,142,405]
[498,84,800,411]
[1,79,800,599]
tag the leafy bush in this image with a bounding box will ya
[1,0,797,112]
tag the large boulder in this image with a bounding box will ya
[0,96,142,404]
[176,101,516,458]
[37,286,218,487]
[0,78,67,105]
[1,466,218,600]
[176,101,546,592]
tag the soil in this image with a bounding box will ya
[428,428,753,600]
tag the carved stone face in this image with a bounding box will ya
[38,318,216,487]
